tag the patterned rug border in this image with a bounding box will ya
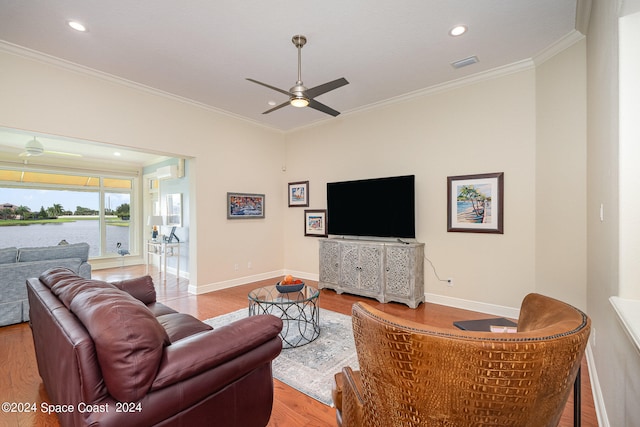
[203,307,359,406]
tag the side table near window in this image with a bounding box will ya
[146,240,180,281]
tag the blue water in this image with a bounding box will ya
[456,201,492,223]
[0,220,130,257]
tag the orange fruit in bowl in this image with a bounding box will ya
[283,275,293,284]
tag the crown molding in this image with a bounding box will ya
[2,36,580,136]
[0,41,284,133]
[532,29,585,66]
[321,58,535,121]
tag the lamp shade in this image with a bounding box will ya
[147,215,164,226]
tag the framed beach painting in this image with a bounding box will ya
[447,172,504,234]
[304,209,327,237]
[288,181,309,207]
[227,192,265,219]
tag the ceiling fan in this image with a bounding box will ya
[247,35,349,117]
[19,137,82,158]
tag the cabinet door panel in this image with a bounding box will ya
[359,245,383,292]
[319,240,340,284]
[340,243,359,288]
[385,246,412,297]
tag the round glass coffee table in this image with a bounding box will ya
[248,284,320,349]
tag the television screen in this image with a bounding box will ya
[326,175,415,238]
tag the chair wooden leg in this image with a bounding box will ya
[574,366,581,427]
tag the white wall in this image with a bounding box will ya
[0,49,286,292]
[535,39,588,309]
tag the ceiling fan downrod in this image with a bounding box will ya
[290,35,308,106]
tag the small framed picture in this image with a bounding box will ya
[288,181,309,207]
[447,172,504,234]
[304,209,327,237]
[227,192,265,219]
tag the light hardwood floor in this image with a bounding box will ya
[0,265,597,426]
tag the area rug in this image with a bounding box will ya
[203,308,359,406]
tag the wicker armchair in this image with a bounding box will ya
[332,293,590,427]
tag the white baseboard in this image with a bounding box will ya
[585,342,609,427]
[424,292,520,319]
[188,270,285,294]
[284,270,319,282]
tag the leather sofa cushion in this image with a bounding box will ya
[40,267,88,289]
[69,287,171,402]
[157,312,213,342]
[0,247,17,264]
[41,267,116,309]
[148,302,178,317]
[111,275,157,304]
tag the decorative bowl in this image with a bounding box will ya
[276,282,304,293]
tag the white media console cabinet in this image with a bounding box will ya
[318,238,425,308]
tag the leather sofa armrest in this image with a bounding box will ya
[151,315,283,390]
[338,367,365,427]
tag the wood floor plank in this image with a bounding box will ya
[0,265,597,426]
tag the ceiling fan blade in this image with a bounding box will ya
[44,150,82,157]
[305,78,349,99]
[262,101,290,115]
[308,99,341,117]
[246,78,292,97]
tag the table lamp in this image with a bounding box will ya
[147,215,164,241]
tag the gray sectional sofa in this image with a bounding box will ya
[0,243,91,327]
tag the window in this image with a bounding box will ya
[0,167,137,258]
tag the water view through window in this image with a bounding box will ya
[1,187,132,257]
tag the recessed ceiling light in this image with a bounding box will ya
[113,152,121,157]
[68,21,87,32]
[449,25,467,37]
[268,101,277,106]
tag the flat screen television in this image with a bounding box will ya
[326,175,415,239]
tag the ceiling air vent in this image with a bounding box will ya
[451,56,479,69]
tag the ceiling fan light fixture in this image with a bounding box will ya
[290,96,309,108]
[25,138,44,156]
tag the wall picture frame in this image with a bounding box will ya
[447,172,504,234]
[304,209,327,237]
[288,181,309,207]
[227,192,265,219]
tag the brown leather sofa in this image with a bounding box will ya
[27,267,283,427]
[332,293,591,427]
